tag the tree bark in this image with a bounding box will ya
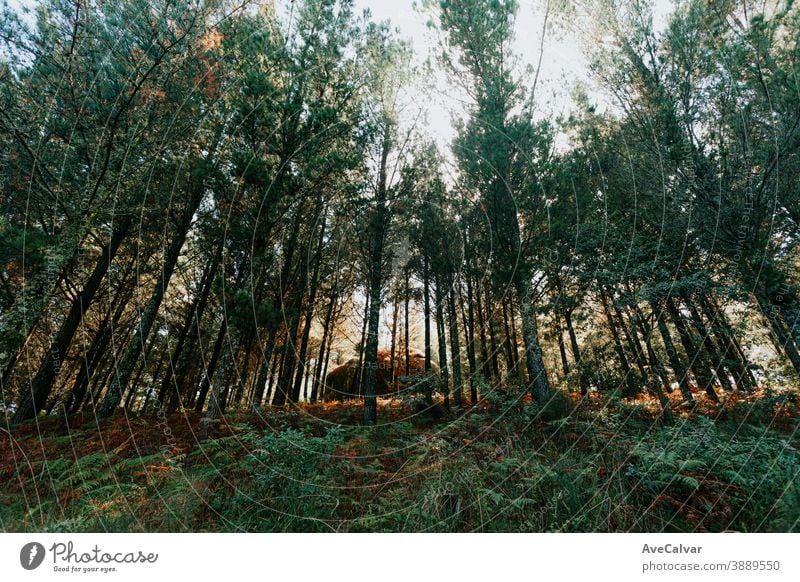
[12,215,132,422]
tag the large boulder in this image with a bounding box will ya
[323,348,436,401]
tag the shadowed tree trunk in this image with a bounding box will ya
[652,300,693,402]
[435,277,450,410]
[666,298,718,401]
[447,282,463,407]
[363,125,391,426]
[12,214,133,423]
[97,164,210,418]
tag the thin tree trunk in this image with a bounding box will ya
[501,298,515,378]
[12,215,132,422]
[435,278,450,410]
[195,320,227,413]
[666,298,718,400]
[311,290,337,403]
[97,170,207,418]
[291,213,327,403]
[404,267,411,376]
[164,239,222,412]
[363,125,391,425]
[474,278,491,381]
[685,299,733,394]
[652,301,693,402]
[485,285,501,381]
[447,283,463,407]
[564,309,587,396]
[599,288,637,396]
[461,275,478,404]
[423,255,432,373]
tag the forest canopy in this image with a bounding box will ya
[0,0,799,533]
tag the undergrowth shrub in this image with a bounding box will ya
[625,416,800,531]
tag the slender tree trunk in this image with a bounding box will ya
[599,288,637,396]
[630,302,670,391]
[666,298,718,400]
[700,296,756,391]
[474,278,491,380]
[685,299,733,393]
[447,283,463,407]
[164,239,222,412]
[423,256,432,373]
[610,291,647,379]
[404,267,411,376]
[390,292,400,394]
[509,292,523,381]
[202,330,238,432]
[501,298,515,378]
[67,265,137,413]
[195,321,226,412]
[97,170,207,418]
[461,276,478,404]
[311,290,337,403]
[12,215,133,422]
[753,286,800,375]
[485,285,501,381]
[564,309,587,396]
[435,278,450,410]
[251,326,278,408]
[351,291,370,397]
[556,313,570,377]
[291,213,327,403]
[652,301,693,402]
[363,125,391,426]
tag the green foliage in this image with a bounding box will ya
[1,401,798,532]
[626,416,800,531]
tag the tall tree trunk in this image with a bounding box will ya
[390,292,400,394]
[421,256,433,405]
[666,298,718,400]
[351,291,370,397]
[461,276,478,404]
[752,286,800,375]
[474,278,491,381]
[251,326,278,408]
[12,215,133,422]
[404,267,411,376]
[202,329,238,432]
[501,298,515,378]
[515,274,550,403]
[311,289,337,403]
[599,288,637,397]
[556,313,570,378]
[509,292,522,381]
[194,319,228,412]
[447,283,463,407]
[684,299,733,394]
[700,295,756,391]
[271,203,311,407]
[630,301,670,391]
[652,301,693,402]
[484,285,501,381]
[564,309,587,396]
[363,125,391,426]
[609,291,648,380]
[291,213,327,403]
[67,262,138,413]
[163,239,222,412]
[435,278,450,410]
[97,169,207,418]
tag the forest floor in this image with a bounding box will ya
[2,388,799,532]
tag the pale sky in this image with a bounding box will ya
[351,0,676,150]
